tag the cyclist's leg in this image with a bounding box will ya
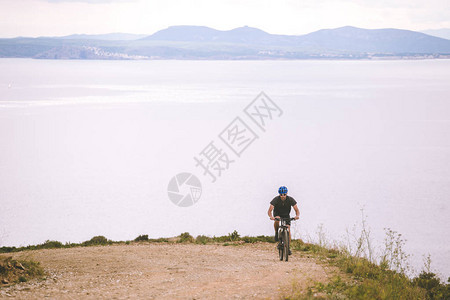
[274,219,280,241]
[274,220,280,232]
[273,211,280,240]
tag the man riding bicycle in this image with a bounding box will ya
[268,186,300,255]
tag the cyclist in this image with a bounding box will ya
[268,186,300,255]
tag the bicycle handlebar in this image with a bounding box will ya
[274,217,297,221]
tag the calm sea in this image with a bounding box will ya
[0,58,449,278]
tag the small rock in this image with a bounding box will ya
[1,279,9,284]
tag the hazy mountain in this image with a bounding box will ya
[144,25,450,53]
[143,26,222,42]
[143,25,284,45]
[56,33,147,40]
[297,26,450,53]
[1,26,450,59]
[421,29,450,40]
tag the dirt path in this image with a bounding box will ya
[0,243,338,299]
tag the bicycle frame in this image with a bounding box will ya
[275,217,295,261]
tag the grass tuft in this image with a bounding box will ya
[284,215,449,300]
[0,256,44,285]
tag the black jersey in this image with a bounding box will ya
[270,195,297,217]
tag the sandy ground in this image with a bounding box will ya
[0,243,339,299]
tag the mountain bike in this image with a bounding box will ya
[275,217,296,261]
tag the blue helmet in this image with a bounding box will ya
[278,186,288,194]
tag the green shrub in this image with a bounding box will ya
[211,231,243,243]
[40,240,64,249]
[240,236,258,243]
[82,236,110,246]
[291,240,323,253]
[134,235,149,242]
[229,230,240,241]
[212,235,229,243]
[178,232,194,243]
[194,234,273,244]
[284,220,442,300]
[339,256,382,279]
[307,276,348,298]
[0,247,17,253]
[195,235,212,244]
[148,238,169,243]
[241,235,274,243]
[345,275,426,300]
[300,254,428,300]
[0,257,44,284]
[412,272,450,299]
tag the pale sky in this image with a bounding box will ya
[0,0,449,38]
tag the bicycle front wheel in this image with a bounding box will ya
[278,231,283,261]
[283,230,289,261]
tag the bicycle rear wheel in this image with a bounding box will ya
[283,230,289,261]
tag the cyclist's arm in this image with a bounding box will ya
[268,204,276,220]
[293,204,300,219]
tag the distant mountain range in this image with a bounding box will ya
[53,33,148,41]
[1,26,450,60]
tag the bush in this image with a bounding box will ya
[148,238,169,243]
[212,231,241,243]
[134,235,149,242]
[0,247,17,253]
[0,257,44,285]
[229,230,240,241]
[344,275,426,300]
[82,236,110,246]
[241,235,274,243]
[284,221,438,300]
[240,236,260,243]
[412,272,450,299]
[39,240,64,249]
[291,240,323,253]
[195,235,212,244]
[178,232,194,243]
[211,235,228,243]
